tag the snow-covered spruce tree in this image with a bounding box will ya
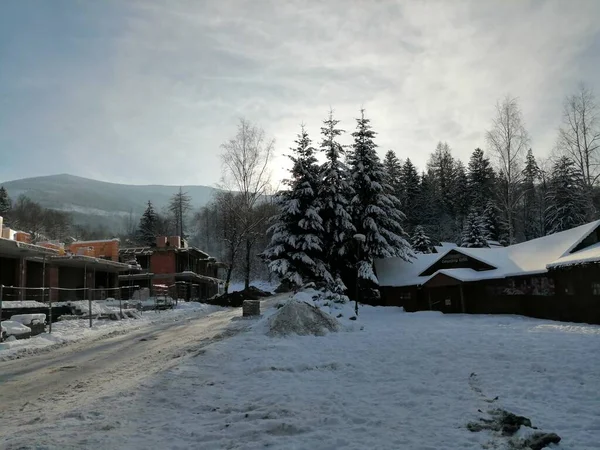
[522,149,542,240]
[138,201,159,246]
[467,148,496,212]
[461,212,489,248]
[383,150,403,202]
[452,161,470,228]
[411,225,433,254]
[318,110,355,295]
[263,126,332,288]
[481,200,504,244]
[348,109,412,290]
[544,156,588,235]
[400,158,420,230]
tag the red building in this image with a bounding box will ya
[119,236,224,301]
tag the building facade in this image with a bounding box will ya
[375,220,600,325]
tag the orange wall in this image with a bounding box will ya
[69,240,120,261]
[150,251,176,275]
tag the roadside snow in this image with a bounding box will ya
[1,320,31,337]
[8,313,46,325]
[2,296,599,449]
[0,302,220,361]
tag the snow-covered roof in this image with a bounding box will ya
[548,242,600,269]
[375,251,449,288]
[376,220,600,287]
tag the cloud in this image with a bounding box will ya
[1,0,599,185]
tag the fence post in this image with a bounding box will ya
[48,287,53,334]
[88,287,92,328]
[0,284,4,343]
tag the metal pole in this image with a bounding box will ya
[0,285,3,343]
[42,256,48,332]
[49,287,53,333]
[355,245,361,316]
[84,264,92,328]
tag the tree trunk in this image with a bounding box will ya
[225,265,233,294]
[244,238,251,290]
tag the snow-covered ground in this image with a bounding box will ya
[0,301,220,361]
[2,291,599,449]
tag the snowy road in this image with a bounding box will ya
[0,298,280,441]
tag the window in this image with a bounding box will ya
[398,292,411,301]
[564,282,575,296]
[593,283,600,296]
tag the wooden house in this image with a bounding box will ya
[375,220,600,324]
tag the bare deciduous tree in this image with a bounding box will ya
[486,96,530,243]
[557,83,600,219]
[220,118,274,290]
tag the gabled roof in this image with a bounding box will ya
[548,242,600,268]
[376,220,600,287]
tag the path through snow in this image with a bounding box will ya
[2,300,599,449]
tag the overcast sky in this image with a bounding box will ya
[1,0,599,186]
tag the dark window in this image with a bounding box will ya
[564,282,575,296]
[592,283,600,296]
[398,292,411,301]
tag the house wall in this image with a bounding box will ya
[382,269,600,325]
[379,286,420,309]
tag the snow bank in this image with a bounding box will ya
[9,314,46,325]
[268,299,340,337]
[0,302,221,361]
[1,320,31,337]
[2,300,47,308]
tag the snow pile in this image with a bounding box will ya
[2,300,47,308]
[9,313,46,325]
[268,299,340,337]
[1,320,31,337]
[56,300,119,316]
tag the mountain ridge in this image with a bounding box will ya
[0,174,219,230]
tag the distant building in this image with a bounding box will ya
[118,236,225,301]
[376,220,600,325]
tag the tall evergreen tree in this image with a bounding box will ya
[263,126,331,288]
[138,201,159,246]
[452,161,470,228]
[545,156,588,235]
[481,200,504,244]
[415,171,442,243]
[318,110,355,293]
[0,186,11,219]
[383,150,403,201]
[400,158,421,231]
[427,142,456,213]
[411,225,433,254]
[522,149,541,240]
[426,142,457,240]
[461,212,489,248]
[168,187,192,239]
[348,109,411,287]
[467,148,496,212]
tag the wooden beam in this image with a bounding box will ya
[459,284,466,313]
